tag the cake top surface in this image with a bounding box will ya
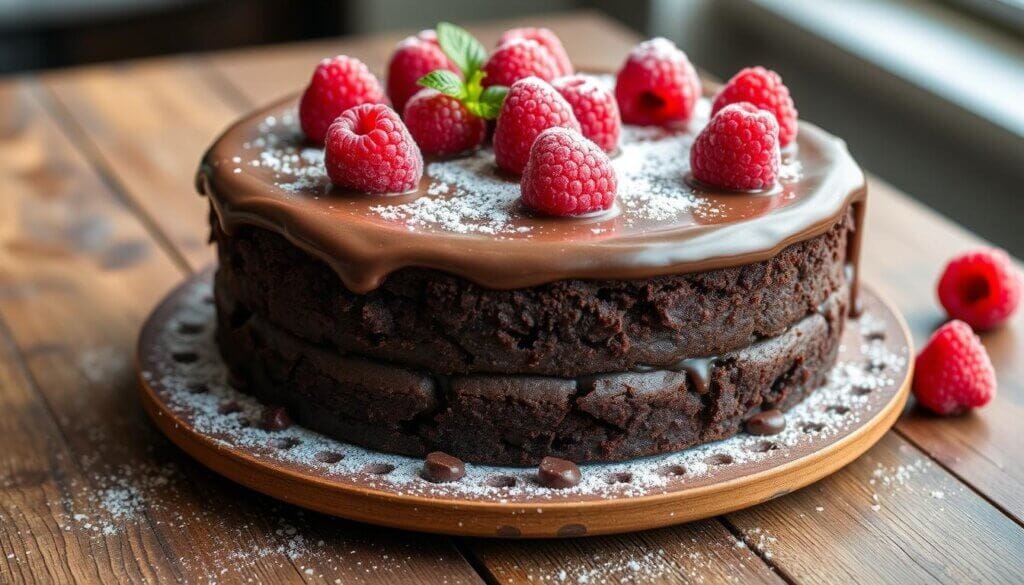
[198,76,864,292]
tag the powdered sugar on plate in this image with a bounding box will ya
[139,275,908,504]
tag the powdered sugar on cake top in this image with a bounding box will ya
[139,276,907,504]
[236,75,803,237]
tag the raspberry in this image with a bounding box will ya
[324,104,423,193]
[553,75,621,153]
[482,39,559,88]
[521,127,617,216]
[614,37,701,126]
[498,27,573,77]
[937,248,1021,330]
[403,88,487,156]
[299,55,386,144]
[913,320,996,415]
[689,103,780,191]
[493,77,580,174]
[386,30,458,114]
[713,67,799,147]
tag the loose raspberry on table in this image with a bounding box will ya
[614,37,701,126]
[937,248,1021,330]
[493,77,580,174]
[482,39,559,88]
[521,127,617,216]
[324,103,423,193]
[712,66,798,147]
[553,75,621,153]
[386,30,458,114]
[689,103,780,191]
[299,55,386,144]
[403,88,487,156]
[498,27,573,77]
[913,320,996,415]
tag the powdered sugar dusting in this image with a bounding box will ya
[232,74,805,238]
[139,275,908,504]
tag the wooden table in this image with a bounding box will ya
[1,11,1021,584]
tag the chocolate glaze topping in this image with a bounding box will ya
[197,78,866,295]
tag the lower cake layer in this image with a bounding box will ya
[215,276,848,465]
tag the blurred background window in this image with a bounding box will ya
[2,0,1020,254]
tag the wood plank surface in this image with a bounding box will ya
[726,432,1024,584]
[465,520,784,584]
[0,80,482,584]
[42,58,242,270]
[4,10,1024,585]
[864,181,1024,523]
[206,11,640,106]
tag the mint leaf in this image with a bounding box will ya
[472,85,509,119]
[437,22,487,76]
[418,70,465,99]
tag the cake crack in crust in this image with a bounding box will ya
[212,209,853,378]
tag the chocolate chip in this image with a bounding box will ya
[745,409,786,435]
[261,406,293,431]
[421,451,466,483]
[537,456,581,489]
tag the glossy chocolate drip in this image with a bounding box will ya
[198,87,866,295]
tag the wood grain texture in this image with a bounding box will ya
[206,11,640,105]
[6,10,1024,584]
[0,81,482,584]
[726,432,1024,584]
[41,59,242,270]
[465,521,784,584]
[864,180,1024,523]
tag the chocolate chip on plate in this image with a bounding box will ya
[262,405,293,431]
[745,409,786,436]
[421,451,466,483]
[537,456,582,489]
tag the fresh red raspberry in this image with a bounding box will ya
[386,30,458,114]
[482,39,559,88]
[324,104,423,193]
[689,103,780,191]
[937,248,1021,330]
[553,75,621,153]
[614,37,701,126]
[521,127,617,216]
[299,55,386,144]
[712,67,798,147]
[498,27,573,77]
[403,88,487,156]
[913,320,996,415]
[493,77,580,174]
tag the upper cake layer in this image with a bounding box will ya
[197,78,866,294]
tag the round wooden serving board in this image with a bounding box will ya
[137,270,912,538]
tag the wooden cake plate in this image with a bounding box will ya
[137,270,912,538]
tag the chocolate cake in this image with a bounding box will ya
[197,77,866,465]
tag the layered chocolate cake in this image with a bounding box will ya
[196,31,866,466]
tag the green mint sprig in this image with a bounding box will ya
[417,22,508,120]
